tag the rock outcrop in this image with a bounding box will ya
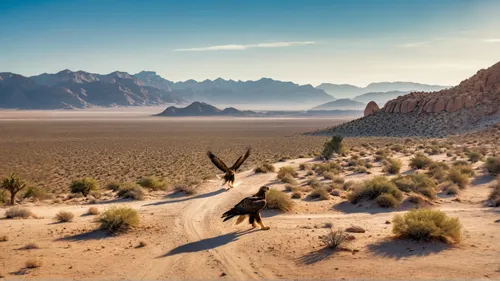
[364,101,380,116]
[309,61,500,137]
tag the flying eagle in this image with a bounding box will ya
[221,186,270,230]
[207,148,251,189]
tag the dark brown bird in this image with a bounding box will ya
[207,148,251,190]
[221,186,270,230]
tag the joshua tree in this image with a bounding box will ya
[1,173,27,205]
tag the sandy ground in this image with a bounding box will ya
[1,156,499,280]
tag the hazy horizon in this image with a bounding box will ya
[1,0,499,86]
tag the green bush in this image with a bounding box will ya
[105,182,122,192]
[383,158,403,174]
[98,206,139,234]
[1,173,27,205]
[393,174,437,199]
[321,135,346,159]
[266,189,295,212]
[392,208,461,243]
[485,157,500,175]
[117,183,145,200]
[376,194,400,208]
[348,176,402,204]
[409,153,432,169]
[23,186,51,200]
[277,166,298,180]
[70,177,99,197]
[136,177,166,191]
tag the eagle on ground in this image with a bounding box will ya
[207,148,251,190]
[221,186,270,230]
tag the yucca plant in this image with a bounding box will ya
[1,173,27,205]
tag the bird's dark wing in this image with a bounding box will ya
[207,151,229,173]
[230,148,251,171]
[221,196,266,221]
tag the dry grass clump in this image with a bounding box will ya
[427,162,450,182]
[105,181,122,191]
[383,158,402,175]
[407,193,431,208]
[25,258,42,268]
[467,151,484,163]
[376,193,400,208]
[117,183,145,200]
[291,190,302,199]
[54,211,74,223]
[280,174,297,184]
[331,175,345,185]
[444,184,460,195]
[447,168,469,189]
[307,177,321,188]
[322,172,336,180]
[23,242,40,249]
[266,189,295,212]
[321,229,350,249]
[409,153,432,169]
[87,207,100,215]
[348,176,403,207]
[313,162,341,176]
[277,166,298,180]
[309,187,330,200]
[70,177,99,197]
[136,176,167,191]
[374,149,391,162]
[485,157,500,175]
[254,163,276,173]
[392,208,461,244]
[98,206,139,234]
[393,174,437,199]
[299,163,311,171]
[23,186,51,200]
[488,179,500,207]
[5,206,34,219]
[0,235,8,242]
[173,183,197,195]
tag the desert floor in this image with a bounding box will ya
[0,111,499,280]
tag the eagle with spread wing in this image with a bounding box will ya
[221,186,270,230]
[207,148,251,190]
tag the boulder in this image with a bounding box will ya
[364,101,380,116]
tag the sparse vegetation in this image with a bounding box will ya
[485,157,500,175]
[70,177,99,197]
[488,179,500,207]
[23,242,40,249]
[136,176,166,191]
[376,193,400,208]
[87,207,100,215]
[254,163,276,173]
[409,153,432,169]
[266,189,295,212]
[309,187,330,200]
[0,235,8,242]
[137,241,148,248]
[98,206,139,234]
[467,151,484,163]
[383,158,402,174]
[5,206,34,219]
[25,258,42,268]
[448,168,469,189]
[445,184,460,195]
[1,173,27,205]
[23,186,51,200]
[393,174,437,199]
[427,162,450,182]
[348,176,403,206]
[277,166,298,180]
[321,229,350,249]
[117,183,145,200]
[321,135,346,159]
[392,208,461,244]
[105,182,122,192]
[174,183,197,195]
[54,211,74,223]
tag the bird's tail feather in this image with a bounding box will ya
[234,215,247,225]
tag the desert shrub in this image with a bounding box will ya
[117,183,145,200]
[299,163,311,171]
[54,211,74,223]
[309,187,330,200]
[448,168,469,189]
[393,174,437,199]
[392,208,461,243]
[376,194,400,208]
[407,193,430,208]
[87,207,100,215]
[70,177,99,197]
[291,191,302,199]
[485,157,500,175]
[23,186,51,200]
[374,149,391,162]
[307,177,321,188]
[136,176,166,191]
[348,176,402,204]
[467,151,484,163]
[277,166,298,179]
[445,184,460,195]
[5,206,33,219]
[383,158,402,175]
[321,229,350,249]
[321,135,346,159]
[98,206,139,234]
[391,144,404,152]
[174,184,197,195]
[489,180,500,207]
[454,164,475,177]
[0,235,8,242]
[23,242,40,249]
[427,162,450,182]
[1,173,27,205]
[25,258,42,268]
[254,163,275,173]
[452,160,469,166]
[323,172,336,180]
[332,176,345,185]
[280,174,298,184]
[284,184,296,192]
[425,145,442,155]
[105,182,122,192]
[409,153,432,169]
[313,162,341,175]
[353,166,369,174]
[137,241,148,248]
[266,189,295,212]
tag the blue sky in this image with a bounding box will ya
[1,0,499,86]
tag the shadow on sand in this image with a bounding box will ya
[143,188,226,207]
[471,174,496,185]
[298,248,336,265]
[159,229,257,258]
[367,239,451,259]
[54,230,109,242]
[332,201,397,215]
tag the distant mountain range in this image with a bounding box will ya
[352,90,408,106]
[316,82,449,99]
[310,98,366,111]
[156,101,363,118]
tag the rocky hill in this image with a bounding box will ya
[156,102,257,117]
[309,61,500,137]
[309,99,366,110]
